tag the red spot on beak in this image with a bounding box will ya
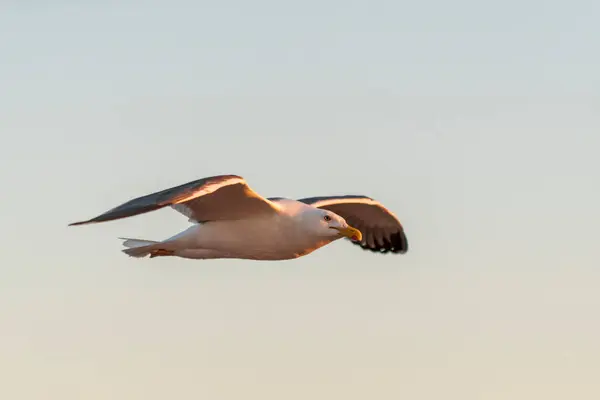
[351,235,358,241]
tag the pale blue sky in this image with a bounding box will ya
[1,1,599,399]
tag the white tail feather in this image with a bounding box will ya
[120,238,158,248]
[119,237,160,258]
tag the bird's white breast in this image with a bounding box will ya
[180,211,332,260]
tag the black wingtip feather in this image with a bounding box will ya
[68,203,166,227]
[352,229,408,254]
[68,220,90,226]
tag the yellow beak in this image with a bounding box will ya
[332,226,362,242]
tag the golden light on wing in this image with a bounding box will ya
[68,175,279,226]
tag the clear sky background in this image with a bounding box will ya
[1,1,599,399]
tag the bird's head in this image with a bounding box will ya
[303,208,362,242]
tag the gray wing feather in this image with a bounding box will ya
[69,175,279,226]
[297,195,408,254]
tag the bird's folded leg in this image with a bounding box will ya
[149,249,175,258]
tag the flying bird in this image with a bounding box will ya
[69,175,408,261]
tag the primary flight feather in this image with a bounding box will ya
[69,174,408,260]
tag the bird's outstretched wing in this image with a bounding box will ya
[69,175,280,226]
[297,195,408,254]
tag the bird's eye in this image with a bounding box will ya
[324,215,332,222]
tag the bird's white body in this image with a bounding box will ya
[122,199,341,260]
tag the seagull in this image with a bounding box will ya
[69,175,408,261]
